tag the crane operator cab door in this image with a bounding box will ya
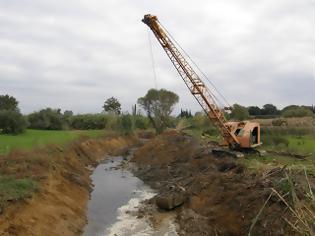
[231,121,262,148]
[243,122,261,148]
[250,126,259,145]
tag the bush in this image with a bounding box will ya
[202,127,219,137]
[0,175,38,204]
[191,113,211,129]
[28,108,66,130]
[134,116,149,129]
[0,110,27,134]
[262,133,289,147]
[282,107,313,118]
[272,119,288,127]
[106,114,122,131]
[69,114,108,130]
[119,114,133,135]
[272,136,289,147]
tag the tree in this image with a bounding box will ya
[248,106,261,116]
[63,110,73,117]
[179,109,192,118]
[261,104,279,115]
[0,110,27,134]
[137,88,179,133]
[0,94,26,134]
[0,94,19,111]
[103,97,121,115]
[230,104,249,121]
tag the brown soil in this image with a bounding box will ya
[131,130,315,236]
[0,135,139,236]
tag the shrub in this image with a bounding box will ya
[282,107,313,118]
[119,114,133,134]
[191,113,211,129]
[134,116,149,129]
[202,127,219,137]
[69,114,108,130]
[261,133,289,147]
[28,108,66,130]
[0,175,38,204]
[106,115,120,131]
[0,110,27,134]
[272,119,288,127]
[272,136,289,147]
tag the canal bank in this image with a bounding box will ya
[0,135,139,236]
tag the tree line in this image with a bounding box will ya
[229,103,315,121]
[0,89,178,135]
[0,91,314,135]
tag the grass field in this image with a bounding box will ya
[0,129,106,155]
[243,135,315,176]
[187,126,315,176]
[286,136,315,154]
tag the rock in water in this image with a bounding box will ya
[155,188,186,210]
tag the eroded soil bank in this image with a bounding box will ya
[0,135,139,236]
[131,130,315,236]
[1,131,314,236]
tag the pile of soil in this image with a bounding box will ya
[131,130,315,236]
[0,135,139,236]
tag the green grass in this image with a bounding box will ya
[243,135,315,176]
[0,175,38,205]
[286,136,315,154]
[260,135,315,156]
[0,129,106,155]
[187,128,315,176]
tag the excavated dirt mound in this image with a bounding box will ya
[0,135,138,236]
[131,131,315,236]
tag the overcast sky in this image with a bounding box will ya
[0,0,314,114]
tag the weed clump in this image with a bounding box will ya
[272,136,289,147]
[0,175,38,206]
[272,119,288,127]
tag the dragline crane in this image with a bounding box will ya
[142,14,261,149]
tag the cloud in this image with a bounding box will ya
[0,0,314,114]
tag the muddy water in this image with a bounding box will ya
[83,156,178,236]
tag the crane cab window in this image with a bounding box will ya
[235,128,244,136]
